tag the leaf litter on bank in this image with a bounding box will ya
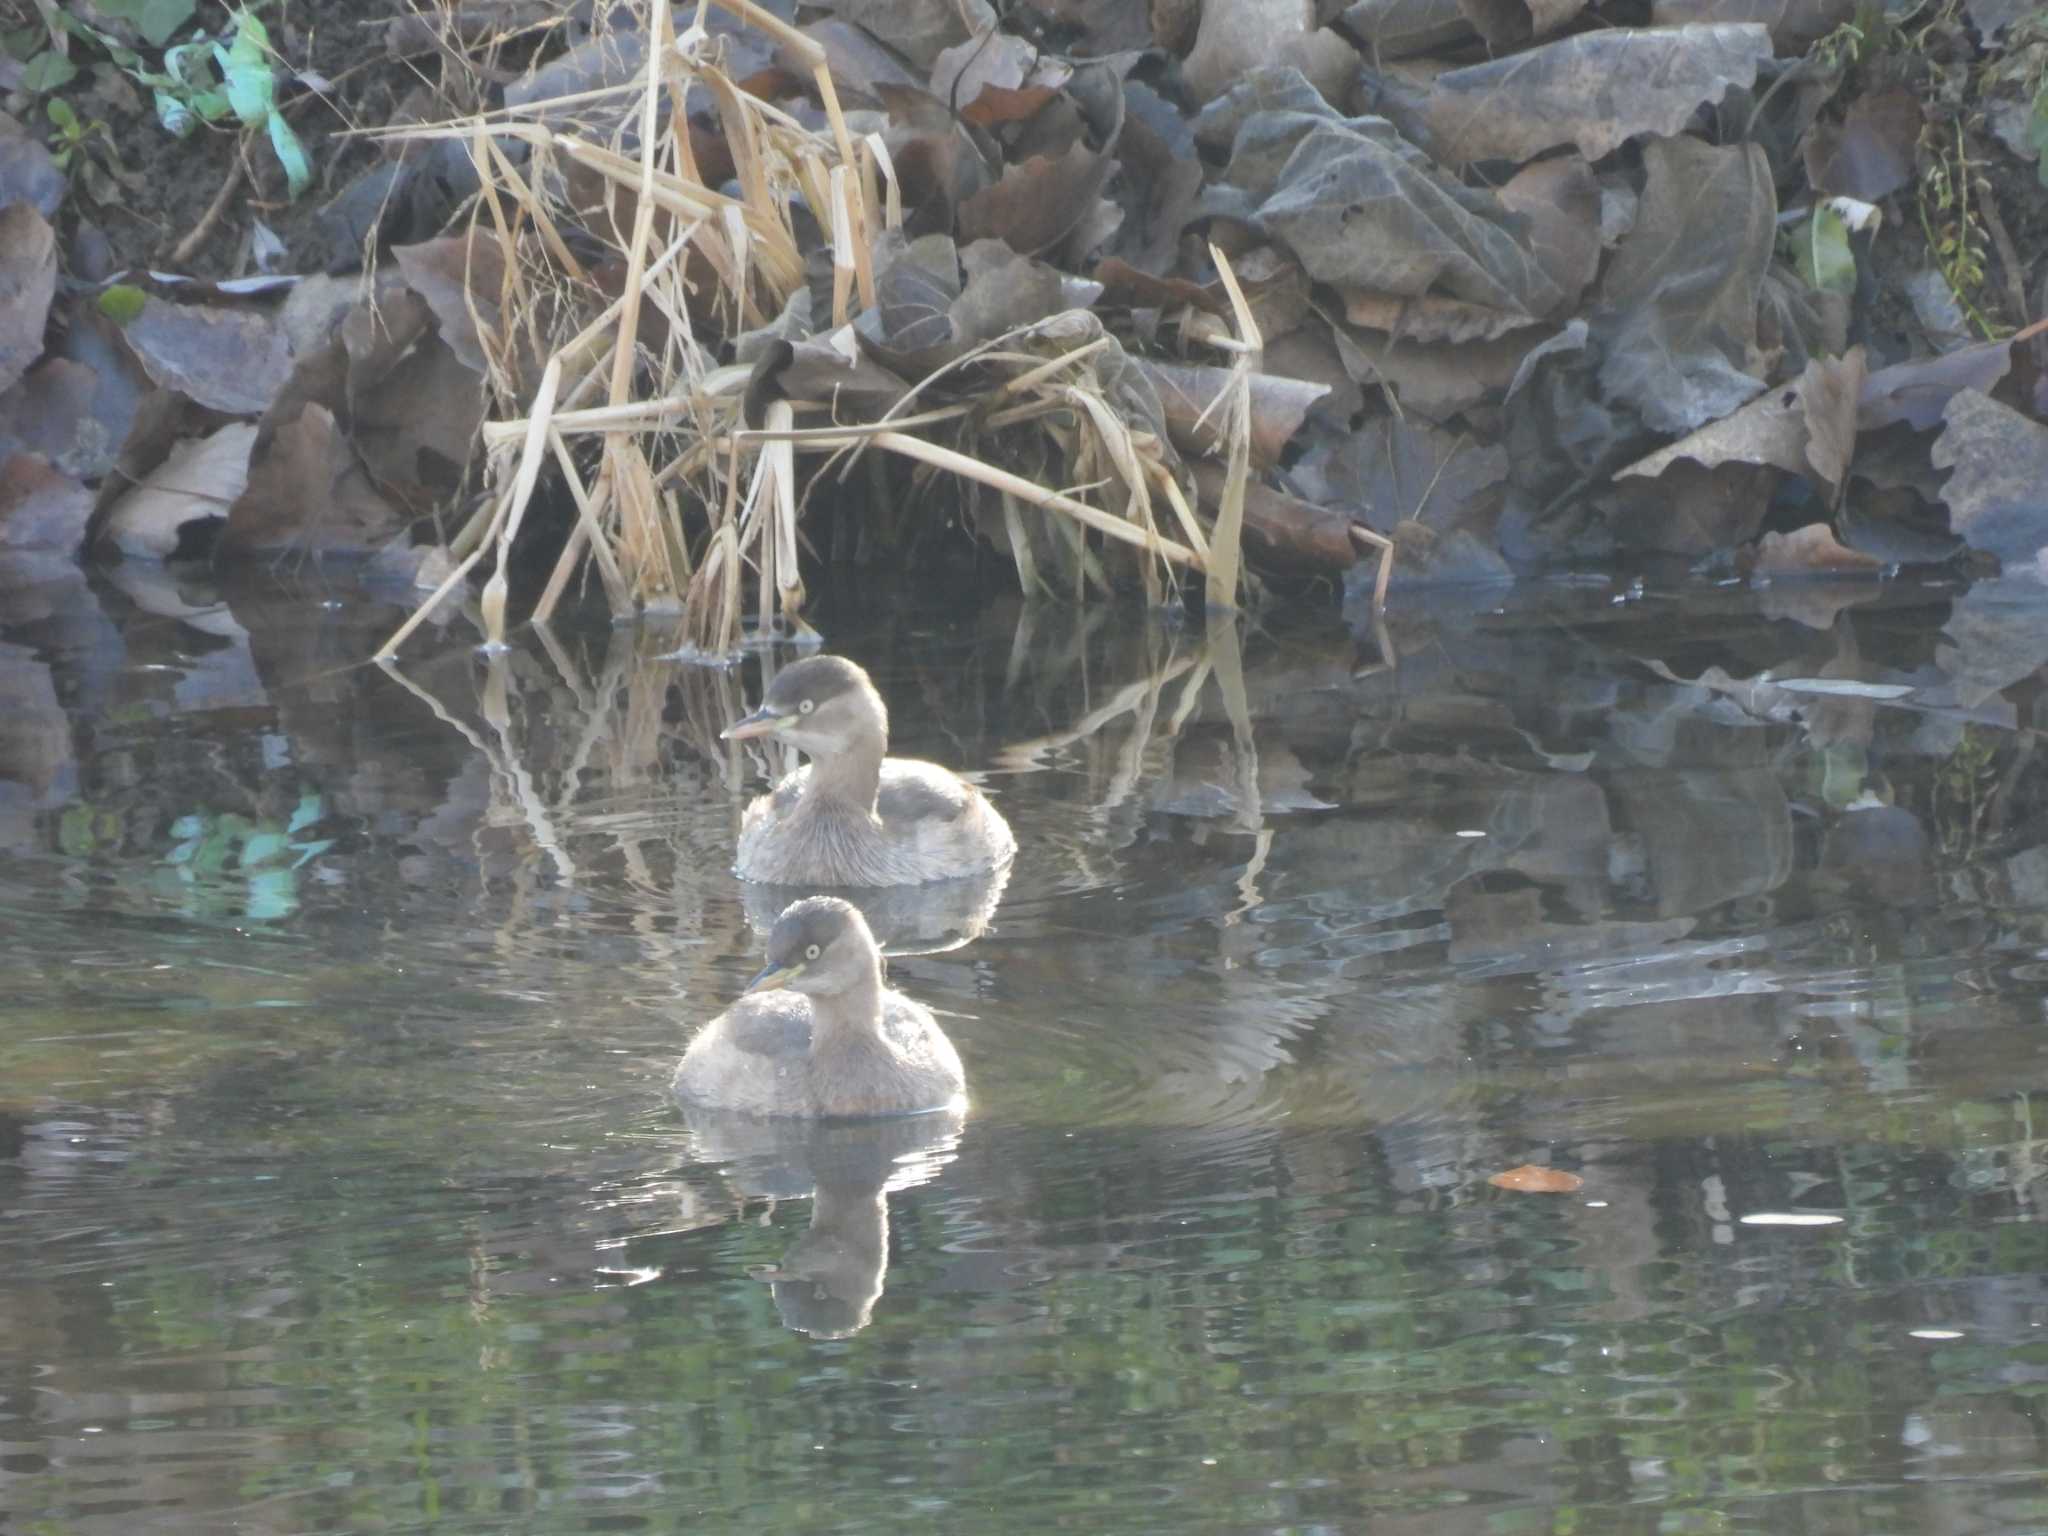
[2,0,2045,648]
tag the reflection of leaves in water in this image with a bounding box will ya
[162,790,333,921]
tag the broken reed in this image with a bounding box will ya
[374,0,1273,662]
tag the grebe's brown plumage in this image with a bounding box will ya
[672,897,966,1119]
[723,656,1015,887]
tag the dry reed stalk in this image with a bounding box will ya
[1202,244,1259,612]
[380,0,1351,661]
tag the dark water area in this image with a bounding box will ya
[6,559,2048,1534]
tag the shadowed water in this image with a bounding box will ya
[5,562,2048,1534]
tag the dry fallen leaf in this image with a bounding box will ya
[98,422,258,559]
[0,203,57,397]
[1802,91,1921,202]
[1932,389,2048,569]
[1182,0,1355,106]
[121,295,296,418]
[1616,348,1865,497]
[1489,1164,1585,1193]
[1747,522,1885,577]
[1388,24,1774,168]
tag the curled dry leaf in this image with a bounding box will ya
[1932,389,2048,569]
[957,117,1118,258]
[1489,1164,1585,1194]
[1617,348,1866,496]
[1209,71,1563,319]
[1747,522,1885,578]
[0,204,57,397]
[1182,0,1356,106]
[1383,24,1774,168]
[98,423,259,560]
[1137,358,1330,467]
[1593,137,1775,435]
[1188,461,1361,571]
[392,231,512,379]
[1858,333,2027,432]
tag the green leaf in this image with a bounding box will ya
[22,49,79,93]
[217,15,276,127]
[1796,203,1857,295]
[45,96,80,136]
[268,110,312,200]
[97,0,198,46]
[98,285,147,324]
[140,0,199,47]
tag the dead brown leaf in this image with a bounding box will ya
[1748,522,1885,577]
[1138,358,1330,467]
[223,403,410,556]
[1182,0,1356,106]
[1330,319,1544,418]
[1339,0,1473,58]
[120,295,296,418]
[1609,460,1775,554]
[1802,91,1920,201]
[393,230,512,379]
[958,136,1117,257]
[1931,389,2048,569]
[1496,155,1602,314]
[1857,330,2036,431]
[1617,349,1865,497]
[98,423,257,559]
[0,111,66,218]
[1389,24,1774,168]
[1593,137,1775,435]
[1489,1164,1584,1193]
[838,0,997,71]
[1651,0,1855,53]
[342,291,486,515]
[1210,74,1564,319]
[0,452,92,552]
[0,357,106,479]
[0,204,56,396]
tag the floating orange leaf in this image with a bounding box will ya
[1489,1164,1585,1194]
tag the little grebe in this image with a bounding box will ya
[723,655,1015,887]
[672,897,967,1119]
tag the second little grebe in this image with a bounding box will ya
[671,897,967,1119]
[723,655,1015,887]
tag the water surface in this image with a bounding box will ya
[5,565,2048,1533]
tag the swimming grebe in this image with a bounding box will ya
[672,897,967,1119]
[723,655,1016,887]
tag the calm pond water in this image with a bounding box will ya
[5,560,2048,1534]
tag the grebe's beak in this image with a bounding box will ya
[722,705,787,742]
[744,958,805,994]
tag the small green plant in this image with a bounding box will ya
[44,97,135,206]
[1916,120,2002,340]
[18,4,312,203]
